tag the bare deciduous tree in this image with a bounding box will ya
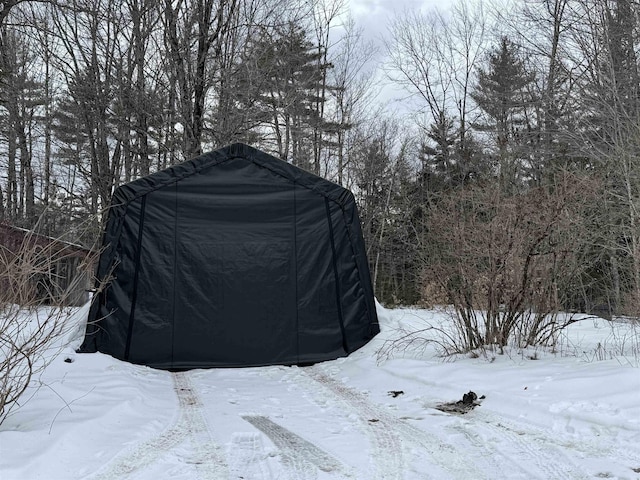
[326,16,378,184]
[163,0,239,160]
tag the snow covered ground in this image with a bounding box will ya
[0,303,639,480]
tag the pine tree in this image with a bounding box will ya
[420,110,458,191]
[420,110,489,194]
[471,37,535,190]
[249,23,332,170]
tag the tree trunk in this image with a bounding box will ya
[6,128,17,220]
[17,122,34,223]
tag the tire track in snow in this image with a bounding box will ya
[445,418,562,480]
[549,413,640,474]
[285,367,404,480]
[89,372,227,480]
[173,372,228,480]
[244,416,312,480]
[446,410,602,480]
[242,415,349,480]
[304,366,487,480]
[227,432,273,480]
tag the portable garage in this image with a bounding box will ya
[79,143,379,369]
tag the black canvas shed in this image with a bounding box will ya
[80,143,379,369]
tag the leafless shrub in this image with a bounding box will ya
[0,227,96,425]
[376,323,463,363]
[375,307,472,363]
[420,173,598,352]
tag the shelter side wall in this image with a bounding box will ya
[125,188,178,366]
[341,197,379,338]
[82,197,129,352]
[326,200,379,352]
[294,185,345,362]
[90,199,146,358]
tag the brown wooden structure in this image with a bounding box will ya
[0,224,93,306]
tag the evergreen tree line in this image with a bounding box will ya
[1,0,639,327]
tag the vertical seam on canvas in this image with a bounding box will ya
[124,195,147,361]
[341,207,375,332]
[294,181,300,364]
[325,198,349,353]
[171,181,178,368]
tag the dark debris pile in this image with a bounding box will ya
[434,391,485,414]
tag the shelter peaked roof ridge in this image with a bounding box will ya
[112,143,352,209]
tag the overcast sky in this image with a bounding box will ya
[347,0,450,37]
[342,0,456,115]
